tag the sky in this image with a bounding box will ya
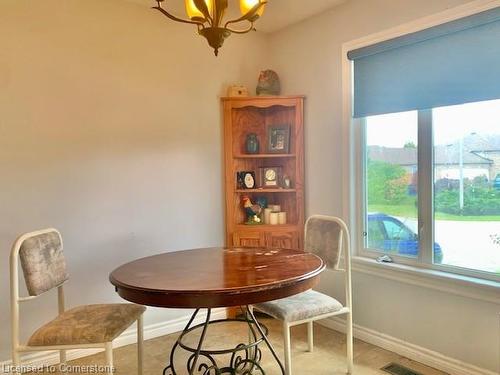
[366,98,500,147]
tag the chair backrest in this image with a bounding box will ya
[10,228,68,356]
[304,215,349,271]
[14,229,69,296]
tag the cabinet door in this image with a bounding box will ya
[265,231,300,250]
[232,231,265,248]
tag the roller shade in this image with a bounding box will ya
[348,7,500,118]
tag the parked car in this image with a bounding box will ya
[367,213,443,263]
[494,174,500,190]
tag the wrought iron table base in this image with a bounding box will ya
[163,306,285,375]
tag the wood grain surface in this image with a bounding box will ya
[109,247,324,308]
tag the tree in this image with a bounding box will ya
[367,160,409,204]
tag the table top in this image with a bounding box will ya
[109,247,324,308]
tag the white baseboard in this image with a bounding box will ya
[0,308,227,369]
[318,316,497,375]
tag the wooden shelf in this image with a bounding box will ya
[221,95,305,101]
[223,96,305,250]
[236,224,297,230]
[234,154,296,159]
[235,189,296,193]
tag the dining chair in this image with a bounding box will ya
[253,215,353,375]
[10,228,146,373]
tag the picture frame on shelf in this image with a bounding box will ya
[237,171,256,189]
[267,124,290,154]
[282,174,292,189]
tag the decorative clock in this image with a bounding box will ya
[259,167,281,188]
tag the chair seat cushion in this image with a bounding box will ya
[254,290,344,322]
[28,304,146,346]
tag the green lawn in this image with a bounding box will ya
[368,204,500,221]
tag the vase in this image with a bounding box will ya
[245,133,259,154]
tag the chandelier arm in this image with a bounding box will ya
[152,6,206,26]
[213,0,228,27]
[224,1,266,28]
[193,0,214,24]
[225,24,256,34]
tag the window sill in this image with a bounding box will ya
[351,256,500,304]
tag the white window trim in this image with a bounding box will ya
[341,0,500,301]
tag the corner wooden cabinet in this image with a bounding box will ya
[222,96,305,250]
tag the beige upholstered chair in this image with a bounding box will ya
[10,228,146,373]
[254,215,353,375]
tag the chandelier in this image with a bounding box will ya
[153,0,267,56]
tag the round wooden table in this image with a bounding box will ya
[110,247,324,375]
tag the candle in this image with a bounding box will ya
[278,212,287,225]
[264,208,273,224]
[270,204,281,212]
[269,212,279,225]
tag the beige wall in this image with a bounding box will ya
[0,0,267,361]
[267,0,499,372]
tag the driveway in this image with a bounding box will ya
[398,217,500,273]
[435,220,500,273]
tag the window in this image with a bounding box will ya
[361,99,500,279]
[348,7,500,281]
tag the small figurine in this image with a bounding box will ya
[256,70,281,96]
[242,195,264,224]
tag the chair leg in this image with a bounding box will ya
[12,350,20,367]
[247,305,254,340]
[60,350,67,364]
[246,306,255,358]
[137,315,144,375]
[59,350,67,372]
[283,321,292,375]
[346,312,354,374]
[307,321,314,353]
[105,342,113,371]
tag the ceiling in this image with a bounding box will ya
[257,0,347,33]
[127,0,347,33]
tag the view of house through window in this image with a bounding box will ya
[433,100,500,274]
[364,100,500,276]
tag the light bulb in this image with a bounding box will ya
[240,0,265,18]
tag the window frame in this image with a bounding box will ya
[341,0,500,296]
[357,109,500,283]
